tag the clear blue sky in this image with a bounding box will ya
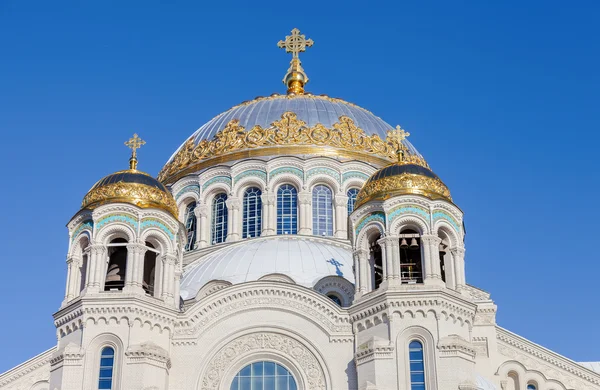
[1,0,598,372]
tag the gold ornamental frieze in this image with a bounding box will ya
[355,173,452,208]
[158,112,429,184]
[82,181,179,217]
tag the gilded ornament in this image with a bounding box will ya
[158,112,430,184]
[354,172,452,209]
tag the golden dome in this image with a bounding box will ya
[354,162,452,209]
[81,169,178,218]
[81,134,178,218]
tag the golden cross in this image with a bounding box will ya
[387,125,410,162]
[125,133,146,169]
[278,28,314,59]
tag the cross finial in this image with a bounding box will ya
[278,28,314,95]
[125,133,146,170]
[278,28,314,59]
[387,125,411,163]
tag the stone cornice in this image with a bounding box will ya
[175,282,352,339]
[0,347,53,386]
[496,326,600,386]
[350,289,477,323]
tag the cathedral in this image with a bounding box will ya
[1,29,599,390]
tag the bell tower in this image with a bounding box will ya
[349,126,484,390]
[50,135,184,390]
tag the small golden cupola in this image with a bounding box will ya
[81,134,178,218]
[354,126,452,208]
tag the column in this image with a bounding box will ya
[194,203,209,248]
[125,243,146,294]
[161,254,178,304]
[63,256,77,303]
[226,197,241,242]
[376,237,387,287]
[356,249,370,295]
[334,195,349,238]
[353,251,361,296]
[421,235,444,286]
[261,192,276,236]
[450,247,466,292]
[88,244,107,293]
[298,191,312,235]
[389,236,401,282]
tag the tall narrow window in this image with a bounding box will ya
[243,187,262,238]
[527,385,537,390]
[211,193,228,244]
[105,238,127,291]
[369,234,383,290]
[312,185,333,236]
[142,242,157,296]
[399,230,424,284]
[98,347,114,389]
[347,188,359,215]
[409,340,425,390]
[184,201,197,251]
[277,184,297,235]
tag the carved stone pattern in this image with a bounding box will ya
[176,294,352,337]
[158,112,427,183]
[497,331,600,387]
[201,333,325,390]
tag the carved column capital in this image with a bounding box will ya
[126,243,147,255]
[194,204,209,218]
[450,246,466,257]
[298,191,312,205]
[260,193,276,205]
[334,195,349,207]
[225,197,241,210]
[420,234,442,245]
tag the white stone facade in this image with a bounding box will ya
[2,149,599,390]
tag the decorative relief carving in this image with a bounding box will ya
[387,205,429,224]
[71,220,93,242]
[432,210,461,233]
[158,112,420,183]
[96,214,138,231]
[175,184,200,200]
[497,329,600,387]
[306,167,341,184]
[355,212,386,235]
[203,175,232,189]
[201,333,326,390]
[140,218,175,240]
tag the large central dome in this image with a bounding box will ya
[158,94,426,184]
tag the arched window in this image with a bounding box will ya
[347,188,359,215]
[312,185,333,236]
[369,233,383,290]
[527,385,537,390]
[98,346,115,389]
[142,242,157,296]
[105,238,127,291]
[409,340,425,390]
[231,361,297,390]
[327,293,342,306]
[400,229,423,284]
[211,193,228,244]
[277,184,298,235]
[183,201,197,251]
[243,187,262,238]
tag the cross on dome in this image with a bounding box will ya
[278,28,314,59]
[387,125,411,162]
[278,28,314,95]
[125,133,146,170]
